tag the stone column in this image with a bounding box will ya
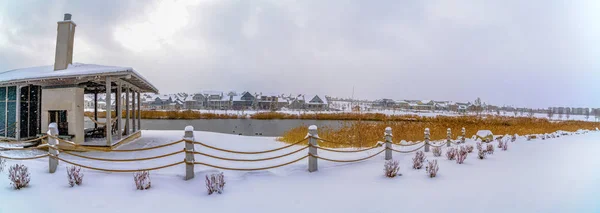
[105,77,112,145]
[424,128,430,152]
[461,127,466,143]
[184,126,195,180]
[446,128,452,147]
[384,127,392,160]
[308,125,318,172]
[47,123,59,173]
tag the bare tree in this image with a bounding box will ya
[558,109,563,120]
[585,108,590,121]
[547,109,554,120]
[513,109,518,117]
[527,109,534,118]
[474,97,482,116]
[566,109,570,120]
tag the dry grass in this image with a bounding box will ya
[277,115,600,148]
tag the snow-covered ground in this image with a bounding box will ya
[1,130,599,213]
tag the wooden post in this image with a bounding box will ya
[446,128,452,147]
[116,80,122,139]
[184,126,195,180]
[125,86,130,135]
[461,127,466,143]
[105,77,112,146]
[308,125,318,172]
[47,123,59,173]
[384,127,392,160]
[424,128,430,152]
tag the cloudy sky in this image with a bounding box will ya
[1,0,599,108]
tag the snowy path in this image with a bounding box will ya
[0,130,599,213]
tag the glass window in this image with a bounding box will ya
[20,86,29,102]
[7,102,16,138]
[7,86,16,101]
[20,102,28,138]
[0,87,5,101]
[0,102,5,137]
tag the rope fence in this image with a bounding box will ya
[0,123,590,179]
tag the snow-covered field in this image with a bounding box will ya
[1,130,600,213]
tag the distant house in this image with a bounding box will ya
[256,93,281,110]
[232,92,255,110]
[306,95,329,111]
[395,100,409,109]
[374,99,395,109]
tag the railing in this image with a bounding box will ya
[0,123,591,180]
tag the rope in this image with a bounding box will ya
[191,138,307,155]
[194,155,308,171]
[59,149,185,162]
[391,141,425,146]
[54,156,185,172]
[49,135,184,152]
[310,149,385,163]
[0,154,49,160]
[314,144,381,153]
[429,142,447,148]
[0,144,49,151]
[390,144,426,153]
[193,146,308,162]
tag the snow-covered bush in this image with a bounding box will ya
[466,145,474,153]
[478,149,486,159]
[133,171,151,190]
[0,157,5,173]
[497,140,504,148]
[476,142,483,151]
[206,172,226,195]
[412,151,426,169]
[432,147,442,157]
[511,134,517,142]
[66,166,84,187]
[456,146,468,164]
[446,147,456,160]
[425,160,439,178]
[384,160,401,178]
[502,140,509,151]
[8,164,30,190]
[486,144,494,155]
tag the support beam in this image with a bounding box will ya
[125,86,130,135]
[105,77,112,146]
[132,91,136,132]
[116,80,122,139]
[94,90,98,129]
[137,91,141,130]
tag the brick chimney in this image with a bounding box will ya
[54,13,76,71]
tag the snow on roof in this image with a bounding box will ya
[0,63,158,93]
[202,90,223,96]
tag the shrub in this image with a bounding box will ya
[478,149,486,159]
[425,160,439,178]
[486,144,494,155]
[0,157,5,173]
[206,172,226,195]
[476,142,483,151]
[445,147,457,160]
[384,160,401,178]
[497,139,504,148]
[432,147,442,157]
[502,140,509,151]
[412,151,426,169]
[466,145,474,153]
[456,146,468,164]
[66,166,84,187]
[133,171,151,190]
[8,164,30,190]
[511,134,517,142]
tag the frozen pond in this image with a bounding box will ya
[85,118,346,137]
